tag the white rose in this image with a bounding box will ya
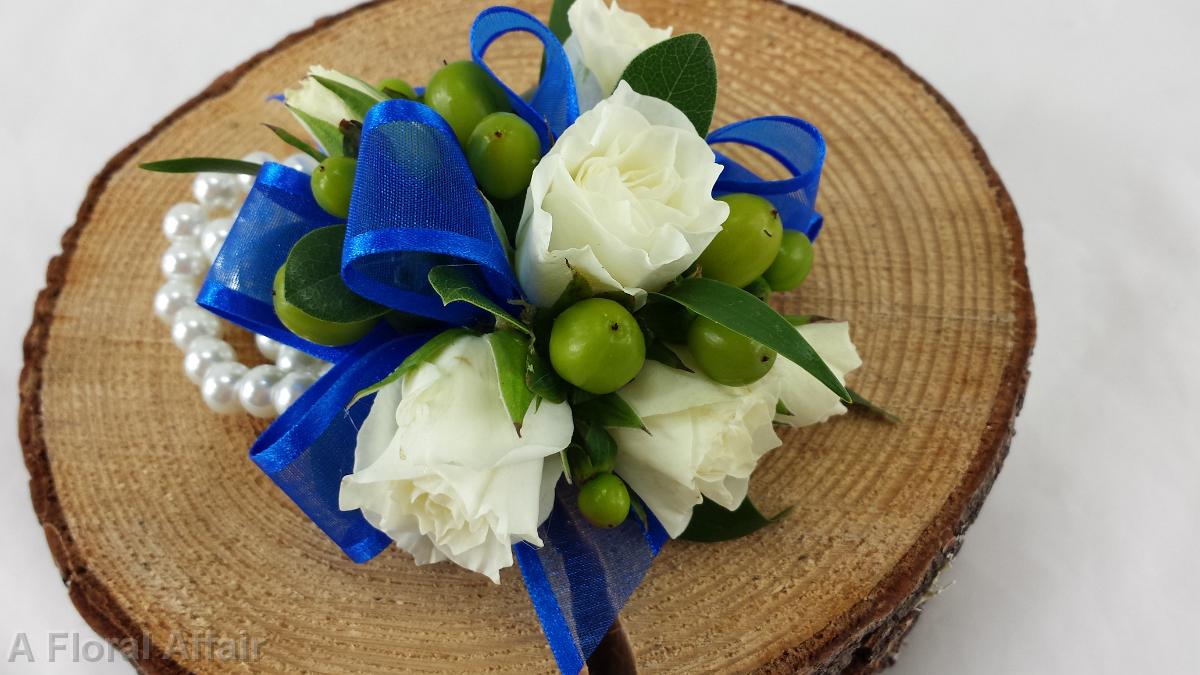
[515,81,729,307]
[339,335,573,583]
[563,0,673,111]
[610,361,782,538]
[283,66,384,142]
[759,321,863,427]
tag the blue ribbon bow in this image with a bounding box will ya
[196,6,826,672]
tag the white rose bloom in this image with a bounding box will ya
[759,322,863,427]
[515,81,728,307]
[339,335,573,583]
[610,361,782,538]
[283,65,384,141]
[563,0,673,111]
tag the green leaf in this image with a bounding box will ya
[488,331,536,429]
[564,443,595,484]
[653,277,851,402]
[620,33,717,136]
[427,265,530,335]
[350,327,472,405]
[776,400,792,416]
[264,124,326,162]
[579,422,617,473]
[139,157,262,175]
[848,386,902,424]
[311,75,382,120]
[283,225,388,323]
[679,497,791,543]
[288,106,345,157]
[548,0,577,43]
[574,393,647,432]
[526,346,567,404]
[645,339,691,372]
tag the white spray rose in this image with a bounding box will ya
[283,66,384,145]
[759,321,863,427]
[563,0,673,111]
[515,81,728,307]
[610,361,782,538]
[339,335,573,583]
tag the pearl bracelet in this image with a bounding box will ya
[152,151,328,418]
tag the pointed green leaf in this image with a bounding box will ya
[350,327,472,405]
[427,265,530,335]
[311,75,382,120]
[287,106,345,157]
[139,157,261,175]
[653,277,851,402]
[548,0,577,43]
[620,33,717,136]
[488,331,536,429]
[574,393,647,432]
[679,497,790,543]
[579,423,617,473]
[526,345,567,404]
[848,386,902,424]
[645,340,691,372]
[264,124,326,162]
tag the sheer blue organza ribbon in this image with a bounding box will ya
[195,6,826,673]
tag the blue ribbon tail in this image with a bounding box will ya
[470,6,580,152]
[196,162,365,361]
[515,484,669,674]
[708,116,828,240]
[343,99,519,325]
[249,334,433,563]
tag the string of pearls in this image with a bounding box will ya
[152,151,328,418]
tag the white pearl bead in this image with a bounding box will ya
[283,152,318,174]
[238,364,285,418]
[200,216,233,262]
[275,345,323,373]
[254,334,282,360]
[161,240,207,280]
[192,172,240,214]
[152,278,198,324]
[171,306,223,349]
[182,335,236,384]
[238,152,275,192]
[271,371,317,415]
[201,362,248,414]
[162,202,206,243]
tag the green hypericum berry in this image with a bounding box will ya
[698,193,783,288]
[272,265,381,346]
[466,112,540,200]
[378,77,418,101]
[763,230,815,292]
[310,156,357,219]
[424,61,511,145]
[744,276,772,302]
[549,298,646,394]
[687,316,776,386]
[577,473,631,528]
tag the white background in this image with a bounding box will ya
[2,1,1198,673]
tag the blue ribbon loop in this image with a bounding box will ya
[197,162,358,362]
[343,100,518,324]
[470,6,580,152]
[197,9,830,672]
[708,115,827,240]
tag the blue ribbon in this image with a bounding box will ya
[470,6,580,152]
[709,115,827,240]
[198,7,827,673]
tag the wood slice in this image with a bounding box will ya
[18,0,1034,673]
